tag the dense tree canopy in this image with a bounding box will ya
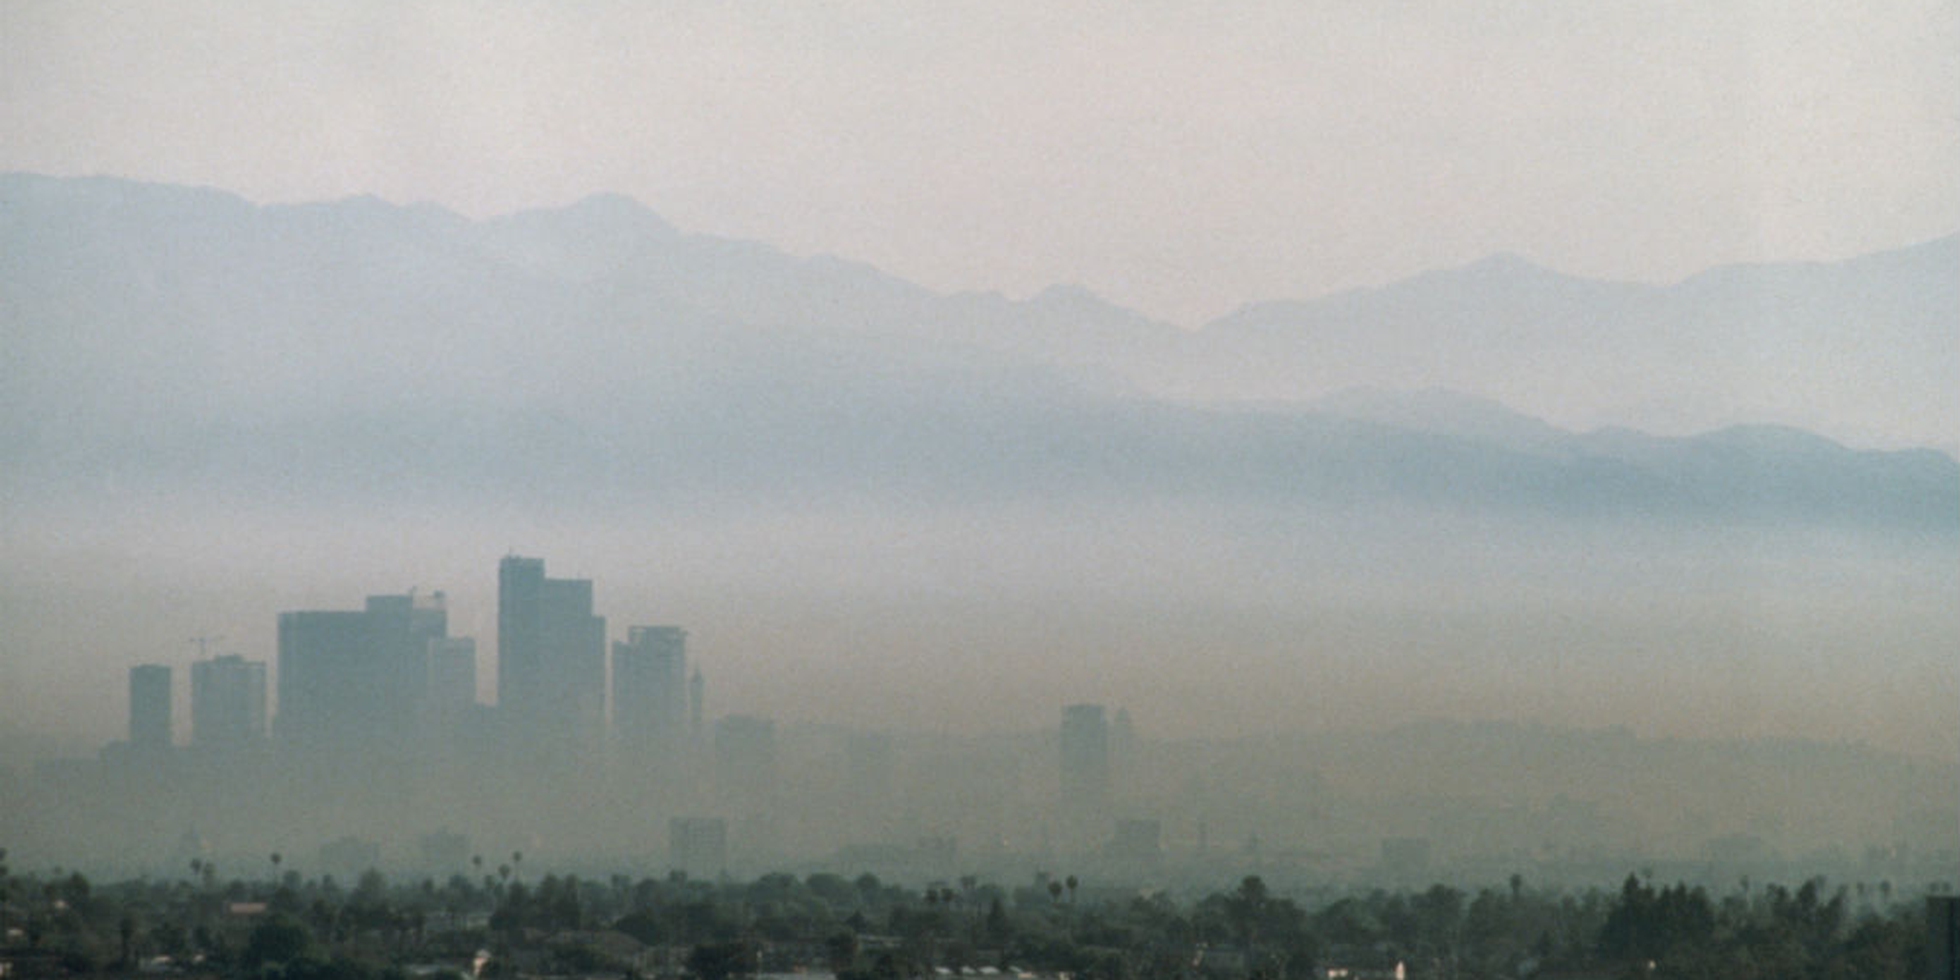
[0,858,1934,980]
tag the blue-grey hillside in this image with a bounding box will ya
[1,173,1954,532]
[1203,240,1960,452]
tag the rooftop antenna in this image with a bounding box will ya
[189,635,224,659]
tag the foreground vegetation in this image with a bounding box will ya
[0,849,1932,980]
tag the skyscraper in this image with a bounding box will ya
[128,664,172,752]
[277,592,447,754]
[689,667,705,741]
[425,636,480,754]
[1059,703,1110,815]
[498,555,606,752]
[190,655,267,750]
[427,637,477,715]
[612,626,687,756]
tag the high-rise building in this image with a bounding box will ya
[613,626,687,756]
[498,556,606,752]
[277,592,447,753]
[128,664,173,752]
[1059,703,1110,816]
[426,636,478,743]
[190,655,267,749]
[1111,706,1136,794]
[689,668,705,741]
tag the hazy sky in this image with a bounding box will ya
[4,0,1956,324]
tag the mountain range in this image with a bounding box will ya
[2,173,1954,531]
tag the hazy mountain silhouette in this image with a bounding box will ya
[2,173,1954,532]
[1199,238,1959,450]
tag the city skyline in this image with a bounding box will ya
[20,629,1955,891]
[4,557,1951,897]
[1,2,1954,908]
[99,558,707,756]
[43,552,1203,882]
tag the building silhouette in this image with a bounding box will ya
[1060,703,1111,815]
[128,663,173,753]
[1111,705,1136,796]
[689,667,706,741]
[498,555,606,753]
[277,592,448,755]
[426,636,479,749]
[190,654,267,750]
[612,625,688,757]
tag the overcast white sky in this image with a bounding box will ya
[4,0,1957,324]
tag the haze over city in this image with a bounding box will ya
[1,0,1956,899]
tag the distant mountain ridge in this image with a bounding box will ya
[2,173,1954,531]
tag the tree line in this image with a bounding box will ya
[0,848,1935,979]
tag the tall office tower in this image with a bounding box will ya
[426,636,477,743]
[498,556,606,752]
[1059,703,1111,816]
[278,592,447,754]
[612,626,688,756]
[688,668,705,741]
[1110,706,1136,799]
[128,664,173,752]
[190,655,268,749]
